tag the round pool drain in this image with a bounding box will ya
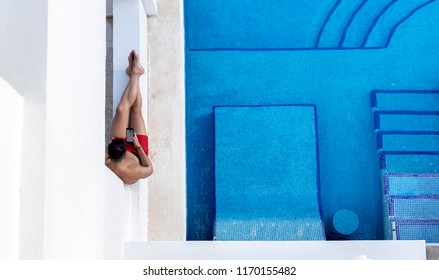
[332,209,359,236]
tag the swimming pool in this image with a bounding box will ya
[184,0,439,241]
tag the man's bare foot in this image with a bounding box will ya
[126,50,145,77]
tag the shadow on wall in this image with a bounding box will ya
[106,16,114,145]
[0,0,48,97]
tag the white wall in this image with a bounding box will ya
[43,0,106,259]
[0,79,23,259]
[0,0,48,259]
[0,0,48,97]
[105,0,150,259]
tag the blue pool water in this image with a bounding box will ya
[185,0,439,240]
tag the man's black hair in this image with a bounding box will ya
[108,139,126,161]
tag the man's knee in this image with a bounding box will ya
[131,103,143,115]
[116,103,130,115]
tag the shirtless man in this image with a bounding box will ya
[105,50,153,184]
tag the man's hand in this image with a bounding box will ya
[133,132,142,149]
[132,132,153,176]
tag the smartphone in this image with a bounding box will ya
[126,128,134,143]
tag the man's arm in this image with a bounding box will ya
[136,145,151,166]
[133,133,153,167]
[134,164,153,179]
[135,145,153,178]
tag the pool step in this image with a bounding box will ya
[342,0,400,48]
[365,0,439,48]
[380,152,439,173]
[371,90,439,243]
[317,0,365,48]
[317,0,438,48]
[377,131,439,152]
[383,173,439,196]
[381,173,439,243]
[371,90,439,111]
[388,197,439,220]
[393,220,439,243]
[373,111,439,132]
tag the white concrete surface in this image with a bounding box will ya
[124,241,427,260]
[43,0,106,259]
[111,0,150,248]
[147,0,186,241]
[0,79,23,259]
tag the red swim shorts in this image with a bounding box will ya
[115,134,149,156]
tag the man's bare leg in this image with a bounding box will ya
[110,50,145,138]
[129,52,147,136]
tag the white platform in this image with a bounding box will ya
[124,240,426,260]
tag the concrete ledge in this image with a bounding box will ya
[426,244,439,260]
[124,240,426,260]
[142,0,157,15]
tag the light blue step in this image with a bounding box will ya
[383,173,439,196]
[214,105,325,240]
[342,0,401,48]
[374,111,439,131]
[377,131,439,152]
[395,220,439,243]
[380,151,439,173]
[388,197,439,220]
[317,0,365,48]
[214,218,326,241]
[364,0,437,48]
[381,173,439,243]
[371,90,439,111]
